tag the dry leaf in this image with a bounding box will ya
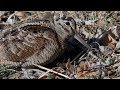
[0,60,5,64]
[116,16,120,22]
[77,61,89,72]
[98,18,106,28]
[76,70,98,79]
[108,43,116,49]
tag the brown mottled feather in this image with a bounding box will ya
[0,14,76,67]
[0,23,63,67]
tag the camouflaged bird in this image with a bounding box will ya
[0,12,76,67]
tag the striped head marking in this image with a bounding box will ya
[54,15,76,39]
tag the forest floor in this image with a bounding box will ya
[0,11,120,79]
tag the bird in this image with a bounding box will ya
[0,13,76,68]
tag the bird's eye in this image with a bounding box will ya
[65,22,70,25]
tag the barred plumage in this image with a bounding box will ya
[0,13,76,67]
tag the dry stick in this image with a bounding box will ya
[75,33,107,62]
[79,49,89,62]
[74,33,104,69]
[70,48,88,63]
[74,33,91,50]
[38,70,50,79]
[73,33,92,62]
[33,64,71,79]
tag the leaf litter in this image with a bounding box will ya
[0,11,120,79]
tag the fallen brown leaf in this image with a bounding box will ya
[76,70,98,79]
[77,61,89,72]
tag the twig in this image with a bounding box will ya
[71,48,88,63]
[78,49,89,62]
[38,70,50,79]
[33,64,71,79]
[112,77,120,79]
[74,33,91,50]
